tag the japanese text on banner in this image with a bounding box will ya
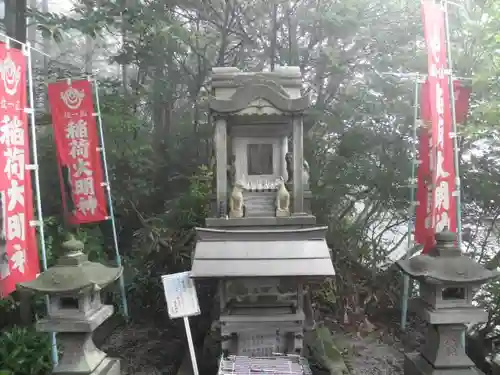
[0,43,39,297]
[420,1,456,252]
[47,80,108,225]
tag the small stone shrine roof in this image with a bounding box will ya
[191,226,335,278]
[397,231,500,285]
[18,237,122,294]
[209,66,309,114]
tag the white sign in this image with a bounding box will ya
[161,271,201,319]
[161,271,201,375]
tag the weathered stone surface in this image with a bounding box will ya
[53,358,120,375]
[307,326,350,375]
[405,353,484,375]
[18,237,122,294]
[398,231,495,375]
[21,236,122,375]
[202,66,335,370]
[420,324,474,368]
[224,278,298,307]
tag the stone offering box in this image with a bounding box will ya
[397,231,500,375]
[18,237,122,375]
[191,67,335,365]
[218,354,313,374]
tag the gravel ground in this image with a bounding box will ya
[317,308,426,375]
[340,331,404,375]
[99,319,185,375]
[98,306,425,375]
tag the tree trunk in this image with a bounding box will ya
[5,0,27,49]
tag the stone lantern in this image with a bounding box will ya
[397,231,500,375]
[18,236,122,375]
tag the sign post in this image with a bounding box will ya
[161,271,200,375]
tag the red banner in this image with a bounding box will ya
[0,43,39,297]
[418,1,456,252]
[414,120,432,247]
[47,79,108,225]
[421,79,472,124]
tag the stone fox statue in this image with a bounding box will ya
[276,177,290,216]
[229,181,245,218]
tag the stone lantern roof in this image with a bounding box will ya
[397,231,500,285]
[18,236,122,295]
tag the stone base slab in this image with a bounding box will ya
[53,358,120,375]
[93,358,120,375]
[276,209,290,217]
[405,353,483,375]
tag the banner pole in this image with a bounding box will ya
[91,79,129,320]
[1,32,49,57]
[25,42,59,366]
[443,0,465,348]
[401,76,420,331]
[443,0,462,248]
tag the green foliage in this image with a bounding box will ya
[7,0,500,366]
[0,327,52,375]
[0,297,20,331]
[125,165,212,313]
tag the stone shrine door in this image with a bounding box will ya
[232,136,285,186]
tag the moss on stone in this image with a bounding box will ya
[308,326,350,375]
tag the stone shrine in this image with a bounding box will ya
[18,236,122,375]
[191,67,335,371]
[397,231,500,375]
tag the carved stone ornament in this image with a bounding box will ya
[285,152,293,184]
[285,152,310,187]
[229,181,245,218]
[227,154,236,187]
[209,84,309,114]
[303,159,310,187]
[275,177,290,217]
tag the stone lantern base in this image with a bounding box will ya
[405,353,484,375]
[50,332,120,375]
[53,358,120,375]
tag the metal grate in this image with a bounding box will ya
[218,354,313,375]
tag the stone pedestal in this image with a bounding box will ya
[405,322,479,375]
[37,306,120,375]
[420,324,473,368]
[404,353,483,375]
[396,231,500,375]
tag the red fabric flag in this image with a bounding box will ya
[419,0,457,252]
[421,79,471,124]
[0,43,39,297]
[420,79,432,125]
[414,123,432,247]
[47,79,108,225]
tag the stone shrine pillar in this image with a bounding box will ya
[18,236,122,375]
[397,231,500,375]
[214,117,228,216]
[292,115,304,214]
